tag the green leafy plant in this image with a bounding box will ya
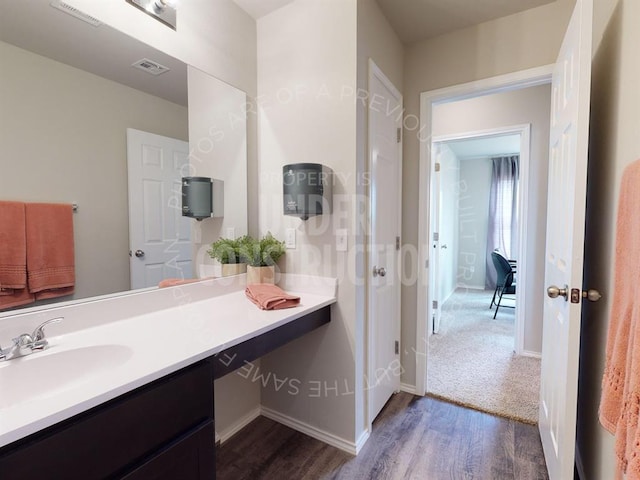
[207,235,251,264]
[242,232,286,267]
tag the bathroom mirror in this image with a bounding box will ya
[0,1,248,314]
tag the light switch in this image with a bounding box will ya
[286,228,296,249]
[226,227,235,239]
[336,229,348,252]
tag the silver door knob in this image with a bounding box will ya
[373,266,386,277]
[547,285,568,300]
[135,249,145,258]
[581,289,602,302]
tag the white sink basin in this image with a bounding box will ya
[0,345,133,409]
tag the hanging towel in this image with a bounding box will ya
[245,283,300,310]
[25,203,75,300]
[0,201,35,309]
[600,159,640,479]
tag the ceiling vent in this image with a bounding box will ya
[49,0,102,27]
[131,58,171,76]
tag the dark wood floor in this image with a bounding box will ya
[216,392,549,480]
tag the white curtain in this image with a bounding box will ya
[486,155,519,289]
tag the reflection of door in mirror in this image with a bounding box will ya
[127,129,192,289]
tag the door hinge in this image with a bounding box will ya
[397,128,402,143]
[396,236,401,251]
[433,232,439,242]
[435,162,441,172]
[425,259,429,269]
[395,340,399,355]
[433,300,438,310]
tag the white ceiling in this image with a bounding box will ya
[376,0,557,44]
[233,0,295,19]
[0,0,188,106]
[233,0,556,43]
[445,134,520,159]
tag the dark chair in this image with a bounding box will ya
[489,251,516,319]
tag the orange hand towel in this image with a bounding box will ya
[600,159,640,478]
[0,201,34,310]
[245,283,300,310]
[25,203,75,300]
[158,278,202,288]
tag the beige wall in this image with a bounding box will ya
[457,157,492,290]
[0,40,188,304]
[432,84,552,354]
[401,0,574,386]
[257,0,360,444]
[575,0,639,477]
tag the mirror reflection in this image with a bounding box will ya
[0,1,247,313]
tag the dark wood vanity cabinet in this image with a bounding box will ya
[0,305,332,480]
[0,360,215,480]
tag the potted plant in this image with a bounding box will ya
[243,232,286,284]
[207,236,250,277]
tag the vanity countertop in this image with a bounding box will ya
[0,276,336,448]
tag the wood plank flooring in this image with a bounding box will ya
[216,393,549,480]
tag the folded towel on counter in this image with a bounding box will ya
[158,278,204,288]
[245,283,300,310]
[0,201,34,310]
[26,203,75,300]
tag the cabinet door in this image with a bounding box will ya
[121,421,215,480]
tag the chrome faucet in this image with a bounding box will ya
[0,317,63,361]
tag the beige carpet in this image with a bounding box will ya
[427,288,541,424]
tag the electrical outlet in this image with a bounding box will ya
[285,228,296,249]
[226,227,235,239]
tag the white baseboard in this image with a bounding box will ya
[261,406,359,455]
[521,349,542,359]
[400,383,417,395]
[355,428,370,454]
[216,407,262,445]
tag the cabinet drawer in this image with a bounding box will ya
[0,360,213,479]
[120,421,215,480]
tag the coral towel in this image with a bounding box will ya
[158,278,203,288]
[245,283,300,310]
[600,159,640,479]
[0,201,34,309]
[25,203,75,300]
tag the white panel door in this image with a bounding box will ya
[127,128,191,289]
[538,0,592,478]
[368,62,402,423]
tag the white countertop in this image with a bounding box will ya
[0,275,336,448]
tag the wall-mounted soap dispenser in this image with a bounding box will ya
[283,163,333,220]
[182,177,224,220]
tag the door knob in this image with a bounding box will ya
[547,285,568,301]
[373,266,387,277]
[441,244,448,249]
[578,289,602,303]
[135,249,145,258]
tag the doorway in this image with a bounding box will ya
[426,128,540,422]
[415,65,554,408]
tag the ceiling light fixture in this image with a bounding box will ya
[125,0,177,30]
